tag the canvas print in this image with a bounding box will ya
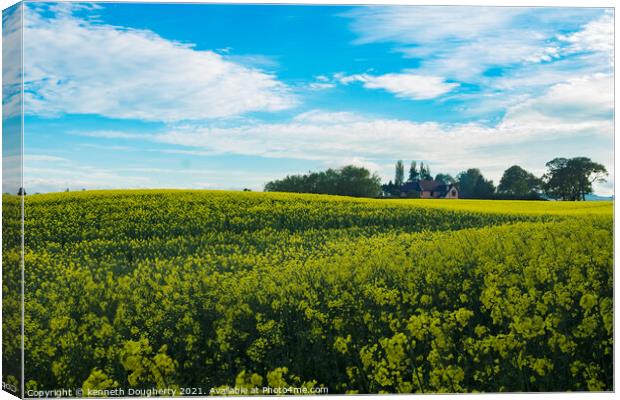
[2,1,614,397]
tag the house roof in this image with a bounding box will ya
[418,180,443,191]
[401,179,457,195]
[401,181,420,192]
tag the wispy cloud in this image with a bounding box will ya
[120,73,609,193]
[2,4,23,121]
[25,155,71,163]
[308,82,337,90]
[68,130,148,140]
[23,160,281,193]
[25,69,613,195]
[343,6,612,91]
[68,72,612,170]
[501,73,613,125]
[336,71,458,100]
[78,143,134,151]
[560,12,613,60]
[24,168,155,193]
[23,3,297,122]
[293,110,362,124]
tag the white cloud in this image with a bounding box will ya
[71,73,610,166]
[25,155,71,163]
[501,74,613,126]
[340,8,613,123]
[293,110,363,124]
[322,157,385,177]
[24,166,155,193]
[308,82,336,90]
[23,161,279,193]
[69,130,146,139]
[145,73,612,193]
[155,148,219,157]
[347,6,521,46]
[345,7,552,80]
[78,143,134,151]
[344,7,612,85]
[152,110,609,165]
[339,72,458,100]
[306,75,337,90]
[24,72,614,194]
[2,4,23,121]
[3,154,22,194]
[22,4,296,122]
[560,13,613,58]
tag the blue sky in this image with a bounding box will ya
[2,2,614,194]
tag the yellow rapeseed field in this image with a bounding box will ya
[3,190,612,394]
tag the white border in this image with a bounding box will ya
[0,1,617,400]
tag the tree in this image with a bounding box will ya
[543,157,608,201]
[264,165,382,198]
[408,161,419,182]
[338,165,382,198]
[456,169,480,198]
[474,177,496,199]
[395,160,405,186]
[424,164,432,180]
[498,165,542,198]
[418,162,432,180]
[570,157,608,201]
[434,173,455,185]
[456,168,496,199]
[381,180,401,197]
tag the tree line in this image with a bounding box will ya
[384,157,608,200]
[264,165,382,198]
[263,156,608,201]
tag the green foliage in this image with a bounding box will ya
[543,157,608,201]
[395,161,405,186]
[408,161,418,182]
[418,162,432,180]
[498,165,542,198]
[456,168,496,199]
[434,173,455,185]
[21,190,612,393]
[264,165,381,198]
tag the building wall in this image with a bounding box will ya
[421,190,443,199]
[422,188,459,199]
[445,188,459,199]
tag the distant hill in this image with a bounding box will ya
[585,194,614,201]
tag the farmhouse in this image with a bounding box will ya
[400,179,459,199]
